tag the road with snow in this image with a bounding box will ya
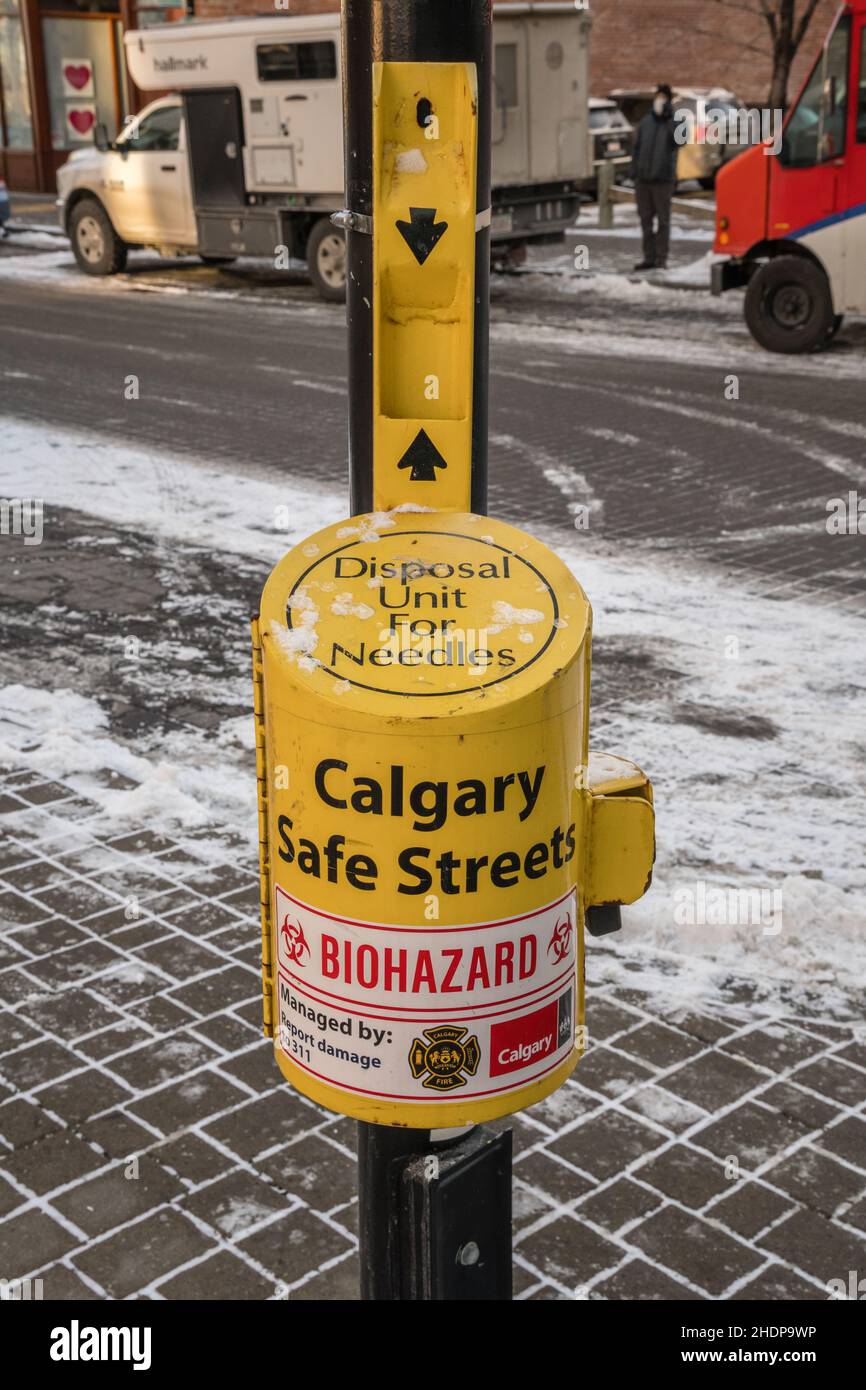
[2,237,865,1303]
[1,240,865,616]
[2,235,866,1002]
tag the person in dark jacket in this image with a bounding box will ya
[630,84,678,270]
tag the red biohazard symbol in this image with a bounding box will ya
[547,914,573,963]
[280,915,310,966]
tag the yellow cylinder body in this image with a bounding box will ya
[254,510,592,1127]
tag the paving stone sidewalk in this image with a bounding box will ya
[0,765,863,1301]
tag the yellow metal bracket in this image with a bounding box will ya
[585,752,656,907]
[372,60,478,512]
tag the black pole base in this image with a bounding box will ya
[357,1122,512,1300]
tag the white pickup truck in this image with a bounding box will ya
[56,7,591,300]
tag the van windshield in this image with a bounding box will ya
[781,15,851,166]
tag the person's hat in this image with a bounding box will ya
[656,84,673,100]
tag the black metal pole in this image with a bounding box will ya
[341,0,508,1300]
[341,0,491,517]
[357,1125,432,1300]
[358,1123,513,1300]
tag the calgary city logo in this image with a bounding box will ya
[280,915,310,966]
[408,1025,481,1091]
[547,913,573,964]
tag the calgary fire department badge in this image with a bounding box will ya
[408,1025,481,1091]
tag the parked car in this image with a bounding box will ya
[586,98,634,189]
[673,92,756,188]
[0,179,11,234]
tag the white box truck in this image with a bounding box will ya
[55,6,591,299]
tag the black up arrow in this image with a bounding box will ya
[396,207,448,265]
[397,429,447,482]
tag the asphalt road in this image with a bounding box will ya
[3,218,864,1312]
[1,250,864,614]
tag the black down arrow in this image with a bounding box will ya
[396,207,448,265]
[397,429,447,482]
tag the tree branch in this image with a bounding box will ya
[686,0,824,110]
[757,0,778,39]
[689,21,775,61]
[793,0,823,51]
[707,0,778,39]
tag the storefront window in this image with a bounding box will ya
[0,2,34,149]
[42,15,120,150]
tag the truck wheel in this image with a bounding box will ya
[306,217,346,302]
[70,198,127,276]
[744,256,834,354]
[491,242,527,273]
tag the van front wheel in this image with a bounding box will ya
[70,198,127,276]
[744,256,834,354]
[306,217,346,302]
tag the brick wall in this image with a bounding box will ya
[588,0,838,106]
[186,0,839,107]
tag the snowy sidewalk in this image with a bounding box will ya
[0,760,863,1299]
[1,439,864,1298]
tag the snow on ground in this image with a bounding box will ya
[0,416,343,562]
[0,681,258,861]
[1,416,865,1018]
[0,248,76,282]
[574,205,715,240]
[4,239,864,385]
[492,306,866,384]
[0,246,330,314]
[1,228,68,252]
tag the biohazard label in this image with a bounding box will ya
[274,885,576,1102]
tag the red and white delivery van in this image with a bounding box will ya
[713,1,866,352]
